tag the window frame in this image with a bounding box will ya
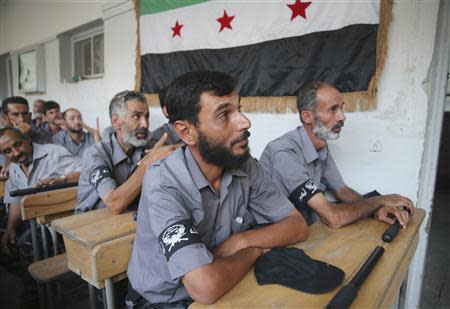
[71,25,104,80]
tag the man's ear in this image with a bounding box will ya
[173,120,196,146]
[111,113,121,130]
[300,111,314,125]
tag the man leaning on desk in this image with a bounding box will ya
[76,90,179,214]
[0,127,81,255]
[126,71,308,308]
[259,82,414,229]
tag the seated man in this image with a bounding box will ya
[147,89,182,148]
[1,96,51,144]
[32,99,45,129]
[260,82,414,228]
[52,108,100,157]
[37,100,63,138]
[76,90,178,214]
[1,96,52,178]
[127,71,307,307]
[0,128,81,255]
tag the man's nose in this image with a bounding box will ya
[336,109,346,122]
[140,116,149,128]
[236,112,251,131]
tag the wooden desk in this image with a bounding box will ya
[191,209,426,309]
[51,208,136,309]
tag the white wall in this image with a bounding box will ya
[0,1,441,307]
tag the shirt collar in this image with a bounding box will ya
[110,132,143,166]
[298,126,328,164]
[184,146,246,191]
[32,142,48,161]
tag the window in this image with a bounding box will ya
[58,19,103,83]
[72,27,104,79]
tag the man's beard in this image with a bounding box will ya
[313,119,344,141]
[68,126,83,134]
[123,126,149,148]
[198,130,251,170]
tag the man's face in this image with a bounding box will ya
[33,101,44,114]
[312,86,346,141]
[6,103,31,126]
[195,91,251,169]
[120,100,150,148]
[0,132,33,166]
[45,108,62,125]
[65,110,83,133]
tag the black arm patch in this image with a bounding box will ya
[288,179,323,211]
[158,219,201,261]
[89,165,113,190]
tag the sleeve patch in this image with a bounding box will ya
[89,165,112,190]
[158,219,201,261]
[288,179,322,211]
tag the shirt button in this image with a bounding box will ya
[216,225,222,231]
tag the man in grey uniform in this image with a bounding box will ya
[76,90,178,214]
[260,82,414,229]
[52,108,100,157]
[127,71,307,308]
[147,89,182,149]
[0,127,81,255]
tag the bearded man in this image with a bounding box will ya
[260,82,414,228]
[76,90,179,214]
[52,108,100,157]
[126,71,307,308]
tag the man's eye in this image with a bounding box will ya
[3,149,11,154]
[218,112,229,119]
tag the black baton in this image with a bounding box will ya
[9,182,78,197]
[382,221,402,243]
[326,246,385,309]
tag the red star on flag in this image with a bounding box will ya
[171,20,183,37]
[217,10,235,32]
[287,0,312,21]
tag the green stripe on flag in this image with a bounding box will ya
[140,0,210,16]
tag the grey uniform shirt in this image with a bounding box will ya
[259,126,345,224]
[4,143,81,205]
[147,122,182,149]
[52,130,95,157]
[127,146,294,304]
[76,127,144,213]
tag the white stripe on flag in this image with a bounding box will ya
[140,0,380,54]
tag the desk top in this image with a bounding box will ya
[191,209,425,309]
[51,208,136,249]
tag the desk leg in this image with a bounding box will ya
[40,225,49,259]
[30,219,40,262]
[49,226,58,256]
[105,278,116,309]
[89,284,98,309]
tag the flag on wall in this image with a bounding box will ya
[139,0,381,97]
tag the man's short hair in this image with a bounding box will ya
[165,71,237,125]
[0,127,30,142]
[2,96,29,114]
[109,90,147,120]
[296,81,334,117]
[42,101,60,115]
[62,108,80,120]
[158,87,167,110]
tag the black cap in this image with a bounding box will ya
[254,247,345,294]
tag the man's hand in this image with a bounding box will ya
[373,194,415,227]
[139,133,180,168]
[213,233,247,258]
[34,176,66,187]
[0,159,10,179]
[83,122,101,142]
[1,228,16,256]
[14,122,31,134]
